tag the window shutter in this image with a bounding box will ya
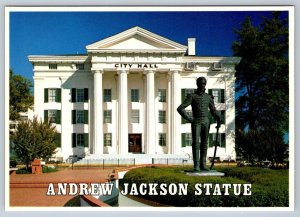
[71,88,76,102]
[72,110,76,124]
[56,133,61,147]
[56,88,61,102]
[56,110,61,124]
[84,110,88,124]
[84,133,89,147]
[44,88,48,103]
[181,133,186,147]
[208,89,212,96]
[221,89,225,103]
[221,110,225,124]
[72,133,76,148]
[44,110,48,122]
[84,88,89,102]
[221,133,226,148]
[181,89,185,103]
[209,134,213,147]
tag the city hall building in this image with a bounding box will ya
[28,26,240,163]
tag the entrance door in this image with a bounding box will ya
[129,134,142,153]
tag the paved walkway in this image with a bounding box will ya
[10,168,114,207]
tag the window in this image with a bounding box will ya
[44,110,61,124]
[131,89,139,102]
[72,110,88,124]
[72,133,89,147]
[76,64,84,70]
[104,89,112,102]
[159,133,166,146]
[76,111,84,123]
[49,64,57,70]
[104,110,112,123]
[158,89,166,102]
[76,89,84,102]
[44,88,61,103]
[71,88,88,102]
[181,133,192,147]
[208,89,225,103]
[104,133,112,146]
[159,110,166,123]
[131,110,140,123]
[209,133,226,148]
[181,89,196,102]
[182,110,193,124]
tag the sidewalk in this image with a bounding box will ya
[9,168,114,207]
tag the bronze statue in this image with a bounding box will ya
[177,77,221,172]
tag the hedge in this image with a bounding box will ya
[120,166,289,207]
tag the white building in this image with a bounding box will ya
[28,26,240,163]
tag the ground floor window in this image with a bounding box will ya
[181,133,192,147]
[104,133,112,146]
[209,133,226,148]
[158,133,166,146]
[44,110,61,124]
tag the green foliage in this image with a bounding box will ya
[232,12,289,164]
[16,167,31,174]
[42,166,58,173]
[121,166,289,207]
[9,69,33,120]
[11,117,59,169]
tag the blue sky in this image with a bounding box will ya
[9,11,287,81]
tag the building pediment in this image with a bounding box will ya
[86,26,187,54]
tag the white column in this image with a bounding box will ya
[93,70,103,155]
[118,70,129,154]
[167,74,172,154]
[225,76,236,160]
[145,70,156,154]
[169,70,181,154]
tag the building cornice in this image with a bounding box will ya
[183,56,241,64]
[28,55,89,63]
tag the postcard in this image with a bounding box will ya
[5,6,294,212]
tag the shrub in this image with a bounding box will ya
[120,166,289,207]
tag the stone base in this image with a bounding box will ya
[184,170,225,177]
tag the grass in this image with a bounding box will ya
[120,166,289,207]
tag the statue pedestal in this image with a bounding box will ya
[184,170,224,177]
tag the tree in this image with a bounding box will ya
[232,12,289,164]
[11,117,59,169]
[10,69,34,120]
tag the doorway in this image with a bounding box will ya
[128,134,142,153]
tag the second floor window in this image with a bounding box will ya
[131,110,140,123]
[159,110,166,123]
[72,110,88,124]
[104,110,112,123]
[44,110,61,124]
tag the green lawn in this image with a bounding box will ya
[120,166,289,207]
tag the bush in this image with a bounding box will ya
[42,165,58,173]
[16,167,31,174]
[120,166,289,207]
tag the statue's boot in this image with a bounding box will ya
[200,148,209,171]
